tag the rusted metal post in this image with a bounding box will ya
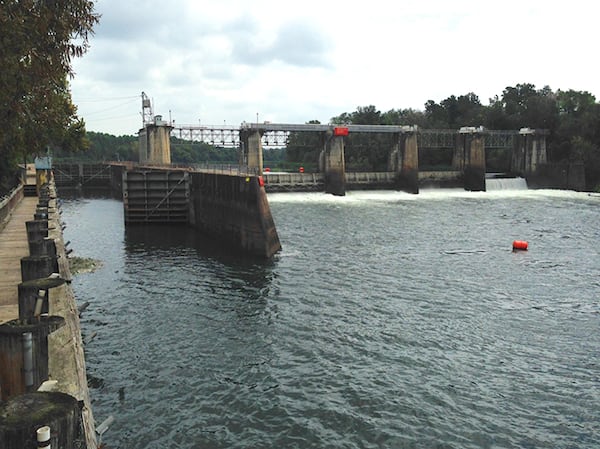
[18,277,66,322]
[0,392,83,449]
[20,256,57,283]
[0,317,65,400]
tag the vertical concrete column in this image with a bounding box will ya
[246,130,264,175]
[459,127,486,191]
[515,128,549,176]
[396,128,419,194]
[148,125,172,164]
[324,133,346,196]
[138,120,173,165]
[528,129,548,174]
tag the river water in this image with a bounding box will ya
[60,186,600,449]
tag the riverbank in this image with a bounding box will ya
[0,181,97,448]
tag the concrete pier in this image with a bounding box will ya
[323,134,346,196]
[513,128,548,176]
[393,129,419,194]
[241,130,264,175]
[139,116,173,164]
[456,127,486,191]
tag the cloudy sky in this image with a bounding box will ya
[71,0,600,136]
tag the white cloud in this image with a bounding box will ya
[70,0,600,135]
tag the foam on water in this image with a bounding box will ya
[486,176,528,191]
[268,187,593,205]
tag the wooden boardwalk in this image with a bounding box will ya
[0,183,98,447]
[0,196,37,324]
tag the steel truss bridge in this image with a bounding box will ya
[171,123,520,150]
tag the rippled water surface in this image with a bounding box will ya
[61,188,600,449]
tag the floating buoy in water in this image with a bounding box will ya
[512,240,528,251]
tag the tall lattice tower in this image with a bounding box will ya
[141,92,153,127]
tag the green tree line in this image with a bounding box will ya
[287,84,600,190]
[52,132,286,167]
[169,139,284,166]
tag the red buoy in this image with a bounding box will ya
[512,240,528,250]
[299,166,304,173]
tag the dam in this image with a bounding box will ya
[50,120,585,260]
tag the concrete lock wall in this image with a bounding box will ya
[527,162,585,191]
[189,172,281,258]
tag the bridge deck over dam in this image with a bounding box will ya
[167,122,550,195]
[172,123,521,150]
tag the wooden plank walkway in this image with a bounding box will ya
[0,196,37,324]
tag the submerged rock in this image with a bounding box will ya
[68,257,101,275]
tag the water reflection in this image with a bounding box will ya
[125,224,276,266]
[125,224,203,251]
[123,224,277,304]
[81,220,282,448]
[57,186,116,200]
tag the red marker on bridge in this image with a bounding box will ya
[333,127,349,136]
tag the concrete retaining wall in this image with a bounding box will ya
[527,162,586,191]
[189,173,281,258]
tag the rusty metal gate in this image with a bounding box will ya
[123,170,190,223]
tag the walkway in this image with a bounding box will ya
[0,196,37,324]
